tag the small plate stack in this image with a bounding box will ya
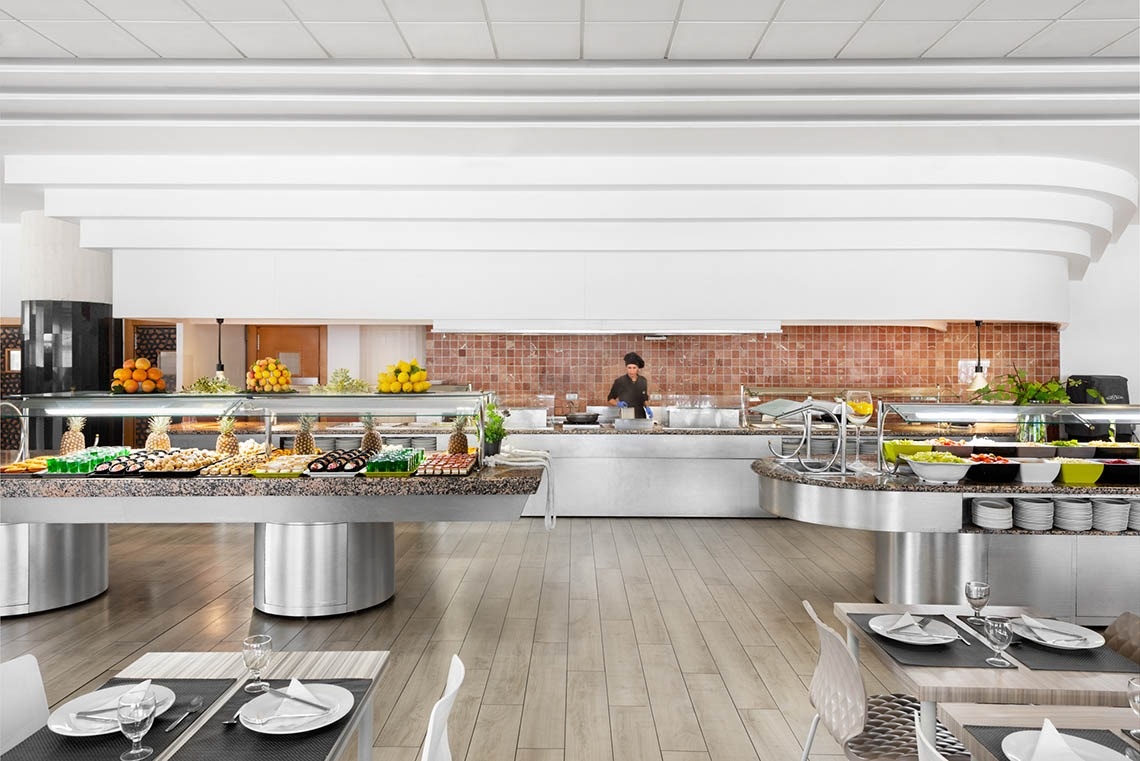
[1053,498,1093,531]
[972,498,1013,529]
[1128,499,1140,531]
[1012,497,1053,530]
[1091,498,1130,532]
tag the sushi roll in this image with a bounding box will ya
[344,458,364,472]
[326,459,344,472]
[309,460,326,472]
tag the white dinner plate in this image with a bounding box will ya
[48,683,176,737]
[868,614,959,645]
[1010,617,1105,650]
[239,683,354,735]
[1001,730,1126,761]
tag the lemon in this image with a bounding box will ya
[402,382,413,392]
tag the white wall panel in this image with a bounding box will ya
[0,223,20,318]
[326,325,360,378]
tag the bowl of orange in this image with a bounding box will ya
[111,357,166,394]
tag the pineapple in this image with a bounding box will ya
[59,416,87,455]
[360,413,381,452]
[294,415,317,455]
[448,416,468,455]
[215,416,239,457]
[145,416,172,450]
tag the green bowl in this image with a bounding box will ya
[1057,461,1105,485]
[882,440,933,464]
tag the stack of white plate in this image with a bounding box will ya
[411,436,437,451]
[1092,498,1130,532]
[973,498,1013,529]
[1053,498,1093,531]
[1012,497,1053,530]
[1129,499,1140,531]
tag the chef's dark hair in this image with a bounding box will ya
[623,352,645,368]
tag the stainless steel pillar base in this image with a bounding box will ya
[874,531,987,605]
[0,523,109,616]
[253,522,395,617]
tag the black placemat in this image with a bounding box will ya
[957,615,1140,673]
[169,678,372,761]
[849,613,994,668]
[2,678,233,761]
[965,724,1133,760]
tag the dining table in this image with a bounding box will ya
[937,703,1140,761]
[2,649,388,761]
[834,603,1136,745]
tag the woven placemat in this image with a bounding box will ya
[849,613,994,668]
[3,678,233,761]
[965,724,1132,760]
[168,678,372,761]
[957,615,1138,673]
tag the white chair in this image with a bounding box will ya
[1,654,49,754]
[421,654,465,761]
[915,712,950,761]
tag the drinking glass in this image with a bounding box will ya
[845,391,874,470]
[117,691,156,761]
[983,616,1014,668]
[242,634,272,693]
[964,580,991,624]
[1128,676,1140,740]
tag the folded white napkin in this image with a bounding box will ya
[1020,615,1083,642]
[1029,719,1082,761]
[69,679,153,729]
[253,679,328,730]
[887,612,926,634]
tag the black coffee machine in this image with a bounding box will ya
[1062,374,1133,441]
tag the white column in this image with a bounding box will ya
[19,210,112,303]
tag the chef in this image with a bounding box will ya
[607,352,651,419]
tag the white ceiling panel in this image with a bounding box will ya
[841,20,956,58]
[493,22,578,58]
[585,0,681,23]
[668,21,765,58]
[400,21,495,58]
[119,21,242,57]
[0,20,72,55]
[777,0,882,22]
[383,0,485,22]
[1095,27,1139,54]
[923,19,1049,57]
[0,0,102,20]
[25,20,157,56]
[284,0,389,22]
[873,0,984,21]
[212,21,326,56]
[969,0,1084,20]
[1065,0,1140,19]
[306,21,409,57]
[185,0,294,22]
[753,21,860,58]
[678,0,779,21]
[87,0,200,21]
[1011,18,1138,55]
[583,21,672,58]
[484,0,579,22]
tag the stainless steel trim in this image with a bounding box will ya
[0,522,108,616]
[759,473,962,532]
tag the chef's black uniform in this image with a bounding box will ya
[607,375,649,418]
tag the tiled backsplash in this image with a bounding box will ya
[427,322,1060,412]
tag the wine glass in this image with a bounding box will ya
[117,691,156,761]
[845,390,873,470]
[964,580,991,625]
[242,634,272,693]
[1127,676,1140,740]
[983,616,1014,668]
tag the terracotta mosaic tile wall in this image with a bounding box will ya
[427,322,1060,412]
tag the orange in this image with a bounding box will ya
[147,367,162,380]
[132,368,148,382]
[135,357,151,370]
[156,378,166,391]
[111,380,123,392]
[123,358,136,370]
[140,379,156,393]
[123,379,139,393]
[113,368,129,381]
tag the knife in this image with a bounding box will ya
[74,706,120,718]
[260,686,330,712]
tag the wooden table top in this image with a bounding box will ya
[938,703,1140,761]
[834,603,1132,708]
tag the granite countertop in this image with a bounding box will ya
[0,465,543,499]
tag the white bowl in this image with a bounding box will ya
[1012,457,1061,484]
[900,456,972,484]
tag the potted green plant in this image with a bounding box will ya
[483,402,506,456]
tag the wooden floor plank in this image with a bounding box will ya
[565,670,613,761]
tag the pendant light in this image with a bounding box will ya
[214,318,226,381]
[967,320,988,392]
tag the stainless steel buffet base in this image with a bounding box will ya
[254,522,396,617]
[873,532,986,607]
[0,523,108,616]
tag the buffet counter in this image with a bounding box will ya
[752,458,1139,625]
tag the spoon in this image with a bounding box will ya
[164,696,204,733]
[222,708,243,726]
